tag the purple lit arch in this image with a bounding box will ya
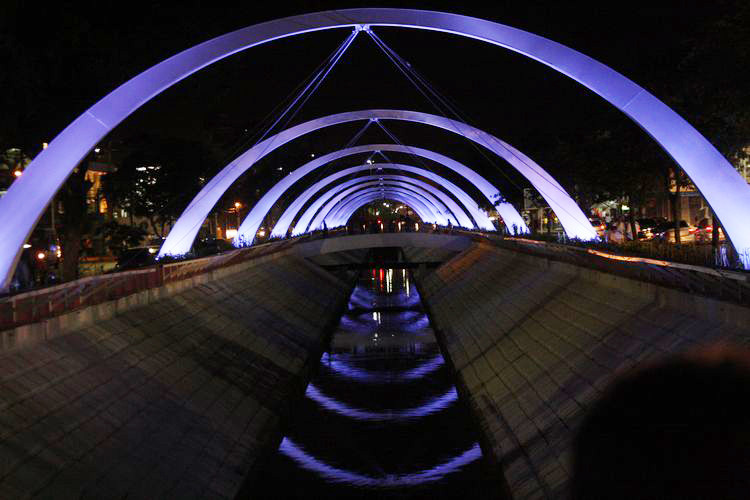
[328,190,435,227]
[292,171,476,234]
[325,188,441,229]
[308,183,444,229]
[313,186,437,225]
[314,183,448,227]
[162,109,590,257]
[255,143,525,239]
[319,174,472,227]
[2,9,749,289]
[280,166,482,236]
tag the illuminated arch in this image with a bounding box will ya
[3,9,748,288]
[259,143,525,239]
[318,179,460,228]
[309,183,445,230]
[327,188,438,225]
[280,166,479,236]
[325,189,435,228]
[324,187,444,229]
[311,182,448,228]
[285,170,475,238]
[285,165,481,237]
[320,173,472,227]
[159,109,593,257]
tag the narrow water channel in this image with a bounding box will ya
[251,267,499,499]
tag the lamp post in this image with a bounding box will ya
[234,202,241,229]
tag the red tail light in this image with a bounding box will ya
[706,226,713,232]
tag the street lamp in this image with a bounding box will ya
[234,202,241,229]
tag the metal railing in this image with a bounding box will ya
[0,238,299,332]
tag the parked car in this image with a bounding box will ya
[193,238,235,257]
[653,220,696,243]
[636,218,665,240]
[694,218,726,243]
[115,247,157,271]
[589,218,606,238]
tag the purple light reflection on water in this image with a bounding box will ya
[348,287,421,310]
[305,383,457,421]
[320,352,444,382]
[279,437,482,487]
[337,310,428,333]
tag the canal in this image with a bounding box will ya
[248,266,500,499]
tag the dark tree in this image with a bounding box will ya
[103,134,216,239]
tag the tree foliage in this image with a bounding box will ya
[102,134,216,238]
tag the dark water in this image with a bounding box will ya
[250,268,500,499]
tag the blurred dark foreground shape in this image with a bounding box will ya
[572,344,750,499]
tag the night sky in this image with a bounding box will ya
[1,0,735,207]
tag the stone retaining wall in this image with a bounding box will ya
[0,254,350,499]
[417,242,750,499]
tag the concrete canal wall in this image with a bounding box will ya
[416,241,750,499]
[0,253,350,499]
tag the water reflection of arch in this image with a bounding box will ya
[280,437,481,487]
[320,352,445,383]
[305,384,457,421]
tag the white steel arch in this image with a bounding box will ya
[310,181,449,230]
[314,177,463,230]
[4,9,748,289]
[263,144,524,239]
[332,191,434,229]
[159,109,594,257]
[280,170,475,240]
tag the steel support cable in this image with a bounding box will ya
[370,30,583,228]
[117,34,360,267]
[371,30,580,206]
[373,123,479,227]
[283,120,375,231]
[168,29,360,251]
[366,29,529,196]
[217,34,357,169]
[368,30,466,120]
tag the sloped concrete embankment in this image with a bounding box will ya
[416,242,750,499]
[0,254,351,499]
